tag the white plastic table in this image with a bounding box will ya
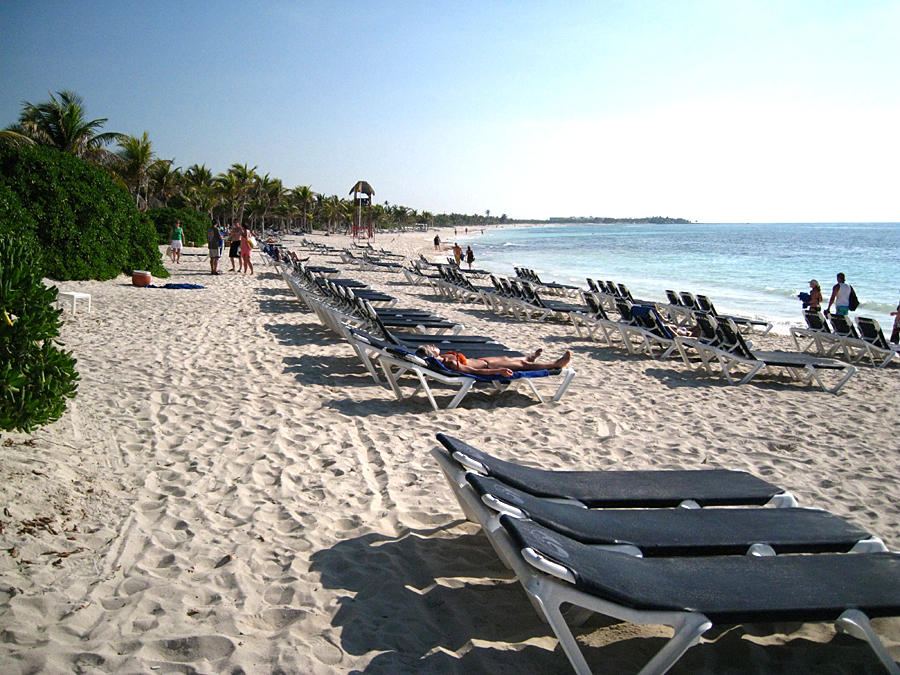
[57,291,92,314]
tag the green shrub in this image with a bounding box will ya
[0,143,167,280]
[146,207,209,247]
[0,232,79,433]
[0,183,37,240]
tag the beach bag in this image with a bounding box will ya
[848,286,859,311]
[248,235,257,249]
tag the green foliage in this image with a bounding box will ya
[0,232,79,433]
[0,143,167,280]
[0,183,37,240]
[146,207,209,246]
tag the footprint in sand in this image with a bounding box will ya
[146,635,235,662]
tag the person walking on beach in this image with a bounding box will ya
[170,220,184,264]
[465,245,475,269]
[890,299,900,343]
[240,227,254,275]
[228,222,244,272]
[433,234,441,250]
[453,242,463,266]
[807,279,823,312]
[825,273,853,315]
[415,345,571,377]
[206,223,223,275]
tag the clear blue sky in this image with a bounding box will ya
[2,1,898,222]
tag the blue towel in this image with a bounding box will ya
[145,283,206,289]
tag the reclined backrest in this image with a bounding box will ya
[581,291,609,320]
[829,313,860,338]
[715,316,752,356]
[696,294,716,314]
[604,281,619,296]
[614,298,634,323]
[665,289,682,306]
[680,292,699,309]
[804,310,830,332]
[694,311,722,343]
[586,278,601,293]
[508,279,527,299]
[617,283,634,302]
[520,281,542,305]
[856,317,890,349]
[630,305,673,338]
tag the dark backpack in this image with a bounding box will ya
[848,286,860,311]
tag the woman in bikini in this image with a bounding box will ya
[415,345,571,377]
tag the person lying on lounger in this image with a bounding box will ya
[415,345,571,377]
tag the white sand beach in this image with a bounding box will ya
[1,231,898,673]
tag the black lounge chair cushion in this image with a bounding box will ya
[437,434,785,507]
[501,516,900,624]
[467,474,870,555]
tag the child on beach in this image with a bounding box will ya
[415,346,571,377]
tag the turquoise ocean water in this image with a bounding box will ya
[461,222,900,335]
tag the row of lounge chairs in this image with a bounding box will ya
[404,264,860,393]
[339,248,406,271]
[433,433,900,674]
[272,251,576,410]
[792,309,899,368]
[665,289,773,335]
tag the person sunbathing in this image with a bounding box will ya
[415,345,571,377]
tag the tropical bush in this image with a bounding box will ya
[0,143,167,280]
[0,232,79,432]
[0,183,37,240]
[146,207,209,247]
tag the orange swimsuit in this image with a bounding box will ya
[441,351,467,365]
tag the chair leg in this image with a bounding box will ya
[835,609,900,674]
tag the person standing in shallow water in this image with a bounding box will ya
[465,245,475,269]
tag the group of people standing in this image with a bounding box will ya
[452,242,476,269]
[806,273,899,343]
[203,221,254,275]
[169,220,255,275]
[805,272,856,316]
[433,233,476,269]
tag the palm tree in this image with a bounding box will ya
[0,129,35,147]
[183,164,218,219]
[214,172,240,224]
[116,132,156,209]
[148,160,181,207]
[291,185,315,233]
[14,90,122,160]
[228,163,257,223]
[248,173,284,235]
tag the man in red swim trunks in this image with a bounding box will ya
[415,345,571,377]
